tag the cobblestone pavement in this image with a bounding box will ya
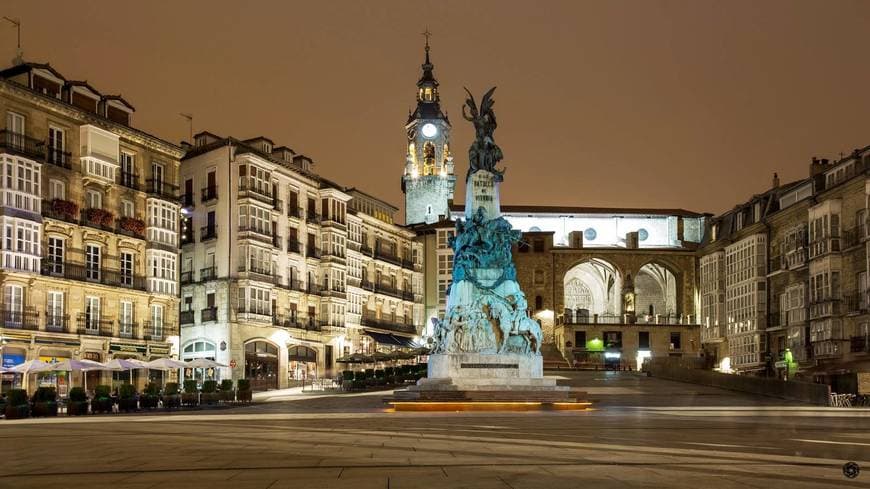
[2,372,869,489]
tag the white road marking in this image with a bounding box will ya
[683,442,780,450]
[792,438,870,447]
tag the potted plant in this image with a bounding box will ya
[219,379,234,402]
[51,198,78,219]
[140,382,160,409]
[341,370,354,391]
[31,387,58,417]
[118,383,138,412]
[374,369,386,386]
[118,216,146,236]
[182,380,199,407]
[236,379,252,403]
[84,207,114,227]
[201,380,219,405]
[91,385,113,414]
[163,382,181,409]
[67,387,89,416]
[384,366,396,385]
[4,389,30,419]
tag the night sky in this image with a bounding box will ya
[5,1,870,222]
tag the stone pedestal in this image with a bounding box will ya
[465,170,501,219]
[427,353,542,380]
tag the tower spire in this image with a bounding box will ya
[423,28,432,65]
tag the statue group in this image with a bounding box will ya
[432,87,543,357]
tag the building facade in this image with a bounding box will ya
[0,61,183,394]
[179,133,423,390]
[414,206,706,369]
[700,159,870,391]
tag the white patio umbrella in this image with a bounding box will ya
[145,358,188,388]
[104,358,148,383]
[49,359,106,393]
[184,358,228,368]
[10,359,52,393]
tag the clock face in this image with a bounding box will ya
[421,123,438,138]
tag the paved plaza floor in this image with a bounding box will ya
[2,371,869,489]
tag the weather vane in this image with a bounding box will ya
[422,28,432,49]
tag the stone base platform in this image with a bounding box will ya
[388,378,591,412]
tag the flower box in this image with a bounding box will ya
[118,216,146,236]
[84,208,114,227]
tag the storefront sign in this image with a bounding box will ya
[110,343,147,354]
[150,345,171,355]
[82,352,102,362]
[220,341,227,351]
[1,353,25,368]
[229,359,237,369]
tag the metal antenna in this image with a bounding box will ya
[3,17,21,62]
[180,113,193,143]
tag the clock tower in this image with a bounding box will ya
[402,34,455,225]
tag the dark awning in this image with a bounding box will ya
[365,331,416,348]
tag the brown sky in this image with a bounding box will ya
[5,0,870,222]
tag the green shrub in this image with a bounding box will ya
[31,386,57,403]
[220,379,234,391]
[364,368,374,378]
[183,380,199,393]
[67,388,88,416]
[237,379,251,391]
[384,367,395,376]
[164,382,179,395]
[202,380,217,393]
[374,369,385,379]
[143,382,160,395]
[342,370,354,381]
[119,384,136,399]
[94,385,111,399]
[7,388,27,406]
[69,387,87,402]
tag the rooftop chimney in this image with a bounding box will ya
[772,172,780,188]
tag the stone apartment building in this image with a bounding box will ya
[700,156,870,391]
[0,61,183,393]
[179,133,422,391]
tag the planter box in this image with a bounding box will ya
[237,390,253,403]
[140,395,159,409]
[4,404,29,419]
[181,393,199,407]
[163,394,181,409]
[118,398,138,412]
[201,392,219,405]
[67,401,89,416]
[219,390,235,402]
[91,397,113,414]
[33,401,58,417]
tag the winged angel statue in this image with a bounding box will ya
[462,87,504,180]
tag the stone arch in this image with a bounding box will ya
[634,259,681,318]
[562,258,624,317]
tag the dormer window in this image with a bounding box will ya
[263,142,272,153]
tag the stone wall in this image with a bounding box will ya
[648,358,830,405]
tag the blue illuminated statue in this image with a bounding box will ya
[432,87,542,356]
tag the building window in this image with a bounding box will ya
[638,331,650,349]
[120,301,134,336]
[151,162,165,192]
[147,200,178,246]
[46,291,64,329]
[48,126,65,164]
[47,236,64,273]
[151,304,164,337]
[122,199,134,218]
[1,154,41,213]
[670,332,682,350]
[148,251,177,295]
[3,284,23,319]
[86,189,102,209]
[120,251,134,286]
[49,179,65,200]
[85,296,101,330]
[239,286,270,316]
[0,218,40,272]
[85,244,101,281]
[120,151,135,186]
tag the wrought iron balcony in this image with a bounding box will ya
[851,335,869,353]
[306,213,321,225]
[143,321,175,341]
[41,260,147,291]
[201,186,218,203]
[41,199,79,224]
[0,130,45,160]
[180,270,194,285]
[374,248,402,266]
[179,310,195,325]
[46,146,72,169]
[288,207,304,219]
[181,193,195,208]
[200,266,217,281]
[360,312,416,334]
[118,171,140,190]
[306,245,321,259]
[44,313,69,333]
[273,315,323,332]
[287,239,302,254]
[201,307,218,323]
[145,179,179,201]
[1,309,39,331]
[76,314,114,337]
[201,225,218,241]
[118,322,139,340]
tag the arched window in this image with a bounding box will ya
[288,345,317,363]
